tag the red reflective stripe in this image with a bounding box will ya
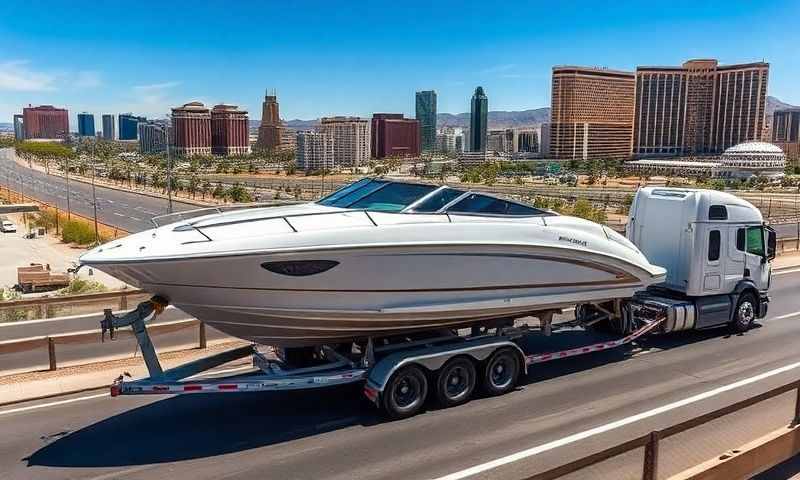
[218,384,238,390]
[184,385,203,391]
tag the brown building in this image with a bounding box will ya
[633,59,769,157]
[22,105,69,139]
[255,90,284,151]
[550,67,636,160]
[211,104,249,156]
[773,108,800,165]
[370,113,420,159]
[171,101,211,157]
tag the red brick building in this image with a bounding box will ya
[23,105,69,139]
[171,102,211,157]
[370,113,420,159]
[211,104,250,156]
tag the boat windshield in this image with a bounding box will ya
[317,179,437,212]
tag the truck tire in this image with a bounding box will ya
[482,348,520,396]
[434,357,476,408]
[731,292,757,333]
[382,365,428,419]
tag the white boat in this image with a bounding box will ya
[79,179,666,347]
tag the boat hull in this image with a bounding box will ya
[95,243,659,347]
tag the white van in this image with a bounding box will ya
[1,220,17,233]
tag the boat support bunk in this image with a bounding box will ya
[100,297,666,418]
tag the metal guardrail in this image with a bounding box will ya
[0,289,147,320]
[0,319,206,372]
[524,379,800,480]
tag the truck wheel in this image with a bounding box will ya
[482,348,520,396]
[731,292,757,333]
[382,365,428,419]
[435,357,476,408]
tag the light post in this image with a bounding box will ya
[91,140,100,244]
[65,154,71,220]
[166,123,173,213]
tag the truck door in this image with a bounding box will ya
[702,227,724,293]
[724,226,746,291]
[744,226,770,291]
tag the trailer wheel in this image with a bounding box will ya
[482,348,520,396]
[731,292,757,333]
[435,357,477,408]
[382,365,428,419]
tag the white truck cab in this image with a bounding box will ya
[626,187,775,332]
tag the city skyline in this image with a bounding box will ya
[2,1,799,125]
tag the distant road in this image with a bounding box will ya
[0,148,196,232]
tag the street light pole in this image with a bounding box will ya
[91,140,100,243]
[65,154,71,220]
[166,122,173,213]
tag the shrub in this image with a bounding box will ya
[61,219,101,245]
[56,278,107,296]
[31,210,59,231]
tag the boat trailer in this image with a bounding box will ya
[101,297,666,417]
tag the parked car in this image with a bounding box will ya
[1,220,17,233]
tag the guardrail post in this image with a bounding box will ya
[642,430,660,480]
[793,387,800,426]
[47,337,56,371]
[198,322,207,349]
[38,304,46,320]
[119,294,127,310]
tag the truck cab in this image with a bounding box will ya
[627,187,776,331]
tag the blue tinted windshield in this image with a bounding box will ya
[317,178,377,206]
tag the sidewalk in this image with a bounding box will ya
[773,251,800,270]
[0,339,250,406]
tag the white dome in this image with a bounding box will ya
[723,141,784,155]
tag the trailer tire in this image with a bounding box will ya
[382,365,428,419]
[435,357,477,408]
[731,292,757,333]
[482,348,520,396]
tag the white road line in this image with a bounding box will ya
[0,393,109,416]
[113,212,125,217]
[775,311,800,320]
[432,359,800,480]
[774,268,800,276]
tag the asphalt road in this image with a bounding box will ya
[0,148,196,233]
[0,270,799,479]
[0,307,229,376]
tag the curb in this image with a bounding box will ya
[0,385,106,408]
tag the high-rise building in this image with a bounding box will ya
[319,116,371,167]
[416,90,437,152]
[119,113,146,140]
[550,67,635,160]
[487,129,513,153]
[13,114,24,140]
[296,130,334,171]
[211,104,250,156]
[370,113,420,159]
[513,128,539,153]
[255,90,284,151]
[469,86,488,152]
[773,108,800,165]
[137,120,168,154]
[77,113,96,137]
[23,105,69,139]
[280,128,297,151]
[633,59,770,157]
[171,102,212,157]
[102,114,115,140]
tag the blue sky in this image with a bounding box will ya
[1,0,798,126]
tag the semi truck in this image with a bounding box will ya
[101,187,776,419]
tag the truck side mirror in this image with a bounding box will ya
[766,228,777,261]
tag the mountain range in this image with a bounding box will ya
[1,96,795,134]
[275,96,793,130]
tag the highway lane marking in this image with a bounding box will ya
[0,393,109,416]
[114,212,125,217]
[774,268,800,276]
[432,359,800,480]
[774,311,800,320]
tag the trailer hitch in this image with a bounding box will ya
[100,296,170,378]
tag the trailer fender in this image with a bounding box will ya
[365,338,525,394]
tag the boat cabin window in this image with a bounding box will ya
[409,187,465,212]
[347,182,437,212]
[447,193,543,216]
[317,178,375,206]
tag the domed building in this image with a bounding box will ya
[718,141,786,180]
